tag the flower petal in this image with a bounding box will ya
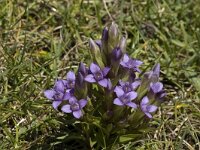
[52,101,62,109]
[114,86,124,97]
[54,80,65,92]
[133,60,143,66]
[128,91,137,100]
[153,63,160,77]
[90,63,100,74]
[113,98,124,106]
[126,102,137,108]
[63,92,71,100]
[85,74,96,83]
[98,79,108,87]
[73,110,82,119]
[147,105,158,113]
[102,67,110,76]
[119,80,125,86]
[123,54,129,63]
[69,97,77,104]
[44,90,55,100]
[61,105,72,113]
[120,61,127,68]
[141,96,149,105]
[150,82,163,93]
[145,112,153,118]
[79,99,87,108]
[67,71,75,81]
[131,81,141,89]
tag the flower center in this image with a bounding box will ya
[68,80,75,89]
[71,103,80,111]
[123,84,131,93]
[121,94,130,104]
[95,72,103,81]
[54,92,63,100]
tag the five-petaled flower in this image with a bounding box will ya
[61,97,87,119]
[44,80,71,109]
[113,86,137,108]
[85,63,110,87]
[140,96,157,118]
[120,54,143,72]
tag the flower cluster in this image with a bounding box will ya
[44,23,166,148]
[44,22,165,121]
[44,23,165,118]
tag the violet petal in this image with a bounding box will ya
[52,101,62,109]
[126,102,137,108]
[102,67,110,76]
[61,105,72,113]
[73,110,82,119]
[113,98,124,106]
[67,71,75,81]
[90,63,100,74]
[85,74,96,83]
[44,90,55,100]
[79,99,87,109]
[98,79,108,87]
[114,86,124,97]
[147,105,158,112]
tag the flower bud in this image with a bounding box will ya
[108,22,120,54]
[112,47,123,61]
[89,38,104,68]
[78,62,87,77]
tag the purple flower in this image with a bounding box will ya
[66,71,75,89]
[61,97,87,119]
[119,80,141,93]
[120,54,143,72]
[113,86,137,108]
[140,96,157,118]
[44,80,71,109]
[85,63,110,87]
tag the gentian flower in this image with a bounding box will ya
[44,80,71,109]
[61,97,87,119]
[140,96,157,118]
[85,63,110,87]
[120,54,143,72]
[119,80,141,93]
[113,86,137,108]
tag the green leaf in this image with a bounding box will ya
[171,39,185,47]
[119,134,141,143]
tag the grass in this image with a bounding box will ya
[0,0,200,149]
